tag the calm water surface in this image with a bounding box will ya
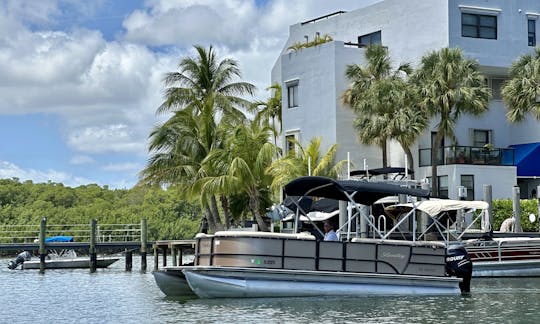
[2,255,540,324]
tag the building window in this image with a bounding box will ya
[462,13,497,39]
[461,175,475,200]
[358,31,381,47]
[529,19,536,46]
[438,176,449,198]
[473,129,491,147]
[286,81,299,108]
[285,132,299,155]
[490,78,506,100]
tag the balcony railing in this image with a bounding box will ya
[419,145,514,167]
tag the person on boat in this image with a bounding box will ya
[323,220,338,241]
[199,216,208,234]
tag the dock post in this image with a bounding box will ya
[178,247,183,266]
[153,245,158,271]
[39,217,47,274]
[90,219,97,272]
[162,246,168,267]
[140,219,147,272]
[512,186,522,232]
[483,185,493,235]
[172,247,177,266]
[125,250,132,271]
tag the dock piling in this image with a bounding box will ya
[140,218,147,272]
[39,217,46,274]
[125,249,132,271]
[90,219,97,272]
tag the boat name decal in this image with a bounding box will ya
[382,252,406,259]
[250,258,275,265]
[446,255,465,262]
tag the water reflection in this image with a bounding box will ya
[3,256,540,324]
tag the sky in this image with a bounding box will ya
[0,0,381,189]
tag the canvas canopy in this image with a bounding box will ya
[384,200,489,218]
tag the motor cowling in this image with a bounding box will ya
[445,245,472,293]
[7,251,32,270]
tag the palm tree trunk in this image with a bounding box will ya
[382,140,388,168]
[248,187,269,232]
[220,196,232,229]
[399,142,415,180]
[431,132,444,196]
[204,205,216,233]
[210,195,224,231]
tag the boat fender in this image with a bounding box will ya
[445,245,472,293]
[7,251,32,270]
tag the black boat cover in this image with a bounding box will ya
[284,176,429,206]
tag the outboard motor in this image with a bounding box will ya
[445,244,472,293]
[7,251,32,270]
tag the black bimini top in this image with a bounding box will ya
[283,176,430,206]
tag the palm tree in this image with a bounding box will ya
[196,120,277,231]
[141,45,256,233]
[502,47,540,122]
[411,47,490,196]
[342,45,413,169]
[249,83,282,146]
[267,137,347,193]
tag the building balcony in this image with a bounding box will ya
[419,145,514,167]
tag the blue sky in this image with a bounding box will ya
[0,0,380,188]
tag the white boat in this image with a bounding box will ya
[385,199,540,277]
[20,256,119,269]
[154,176,472,298]
[8,250,119,270]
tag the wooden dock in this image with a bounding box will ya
[152,240,196,271]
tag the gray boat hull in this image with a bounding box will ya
[473,259,540,277]
[153,269,196,297]
[183,266,462,298]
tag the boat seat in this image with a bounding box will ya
[350,238,446,248]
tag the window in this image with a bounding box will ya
[358,31,381,47]
[462,13,497,39]
[490,78,506,100]
[529,19,536,46]
[285,132,299,155]
[287,81,299,108]
[461,175,475,200]
[473,129,491,147]
[438,176,449,198]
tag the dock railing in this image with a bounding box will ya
[0,221,142,244]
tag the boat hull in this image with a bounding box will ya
[466,238,540,277]
[21,257,119,269]
[183,266,462,298]
[473,260,540,277]
[153,268,195,297]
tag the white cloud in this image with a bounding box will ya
[0,160,94,187]
[101,162,141,172]
[70,155,95,165]
[0,0,383,188]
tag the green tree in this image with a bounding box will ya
[411,47,490,196]
[267,137,347,194]
[502,47,540,122]
[141,45,255,233]
[196,120,277,231]
[342,45,413,169]
[250,83,282,146]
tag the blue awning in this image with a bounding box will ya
[510,142,540,177]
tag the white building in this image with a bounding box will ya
[271,0,540,200]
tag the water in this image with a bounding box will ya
[2,255,540,324]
